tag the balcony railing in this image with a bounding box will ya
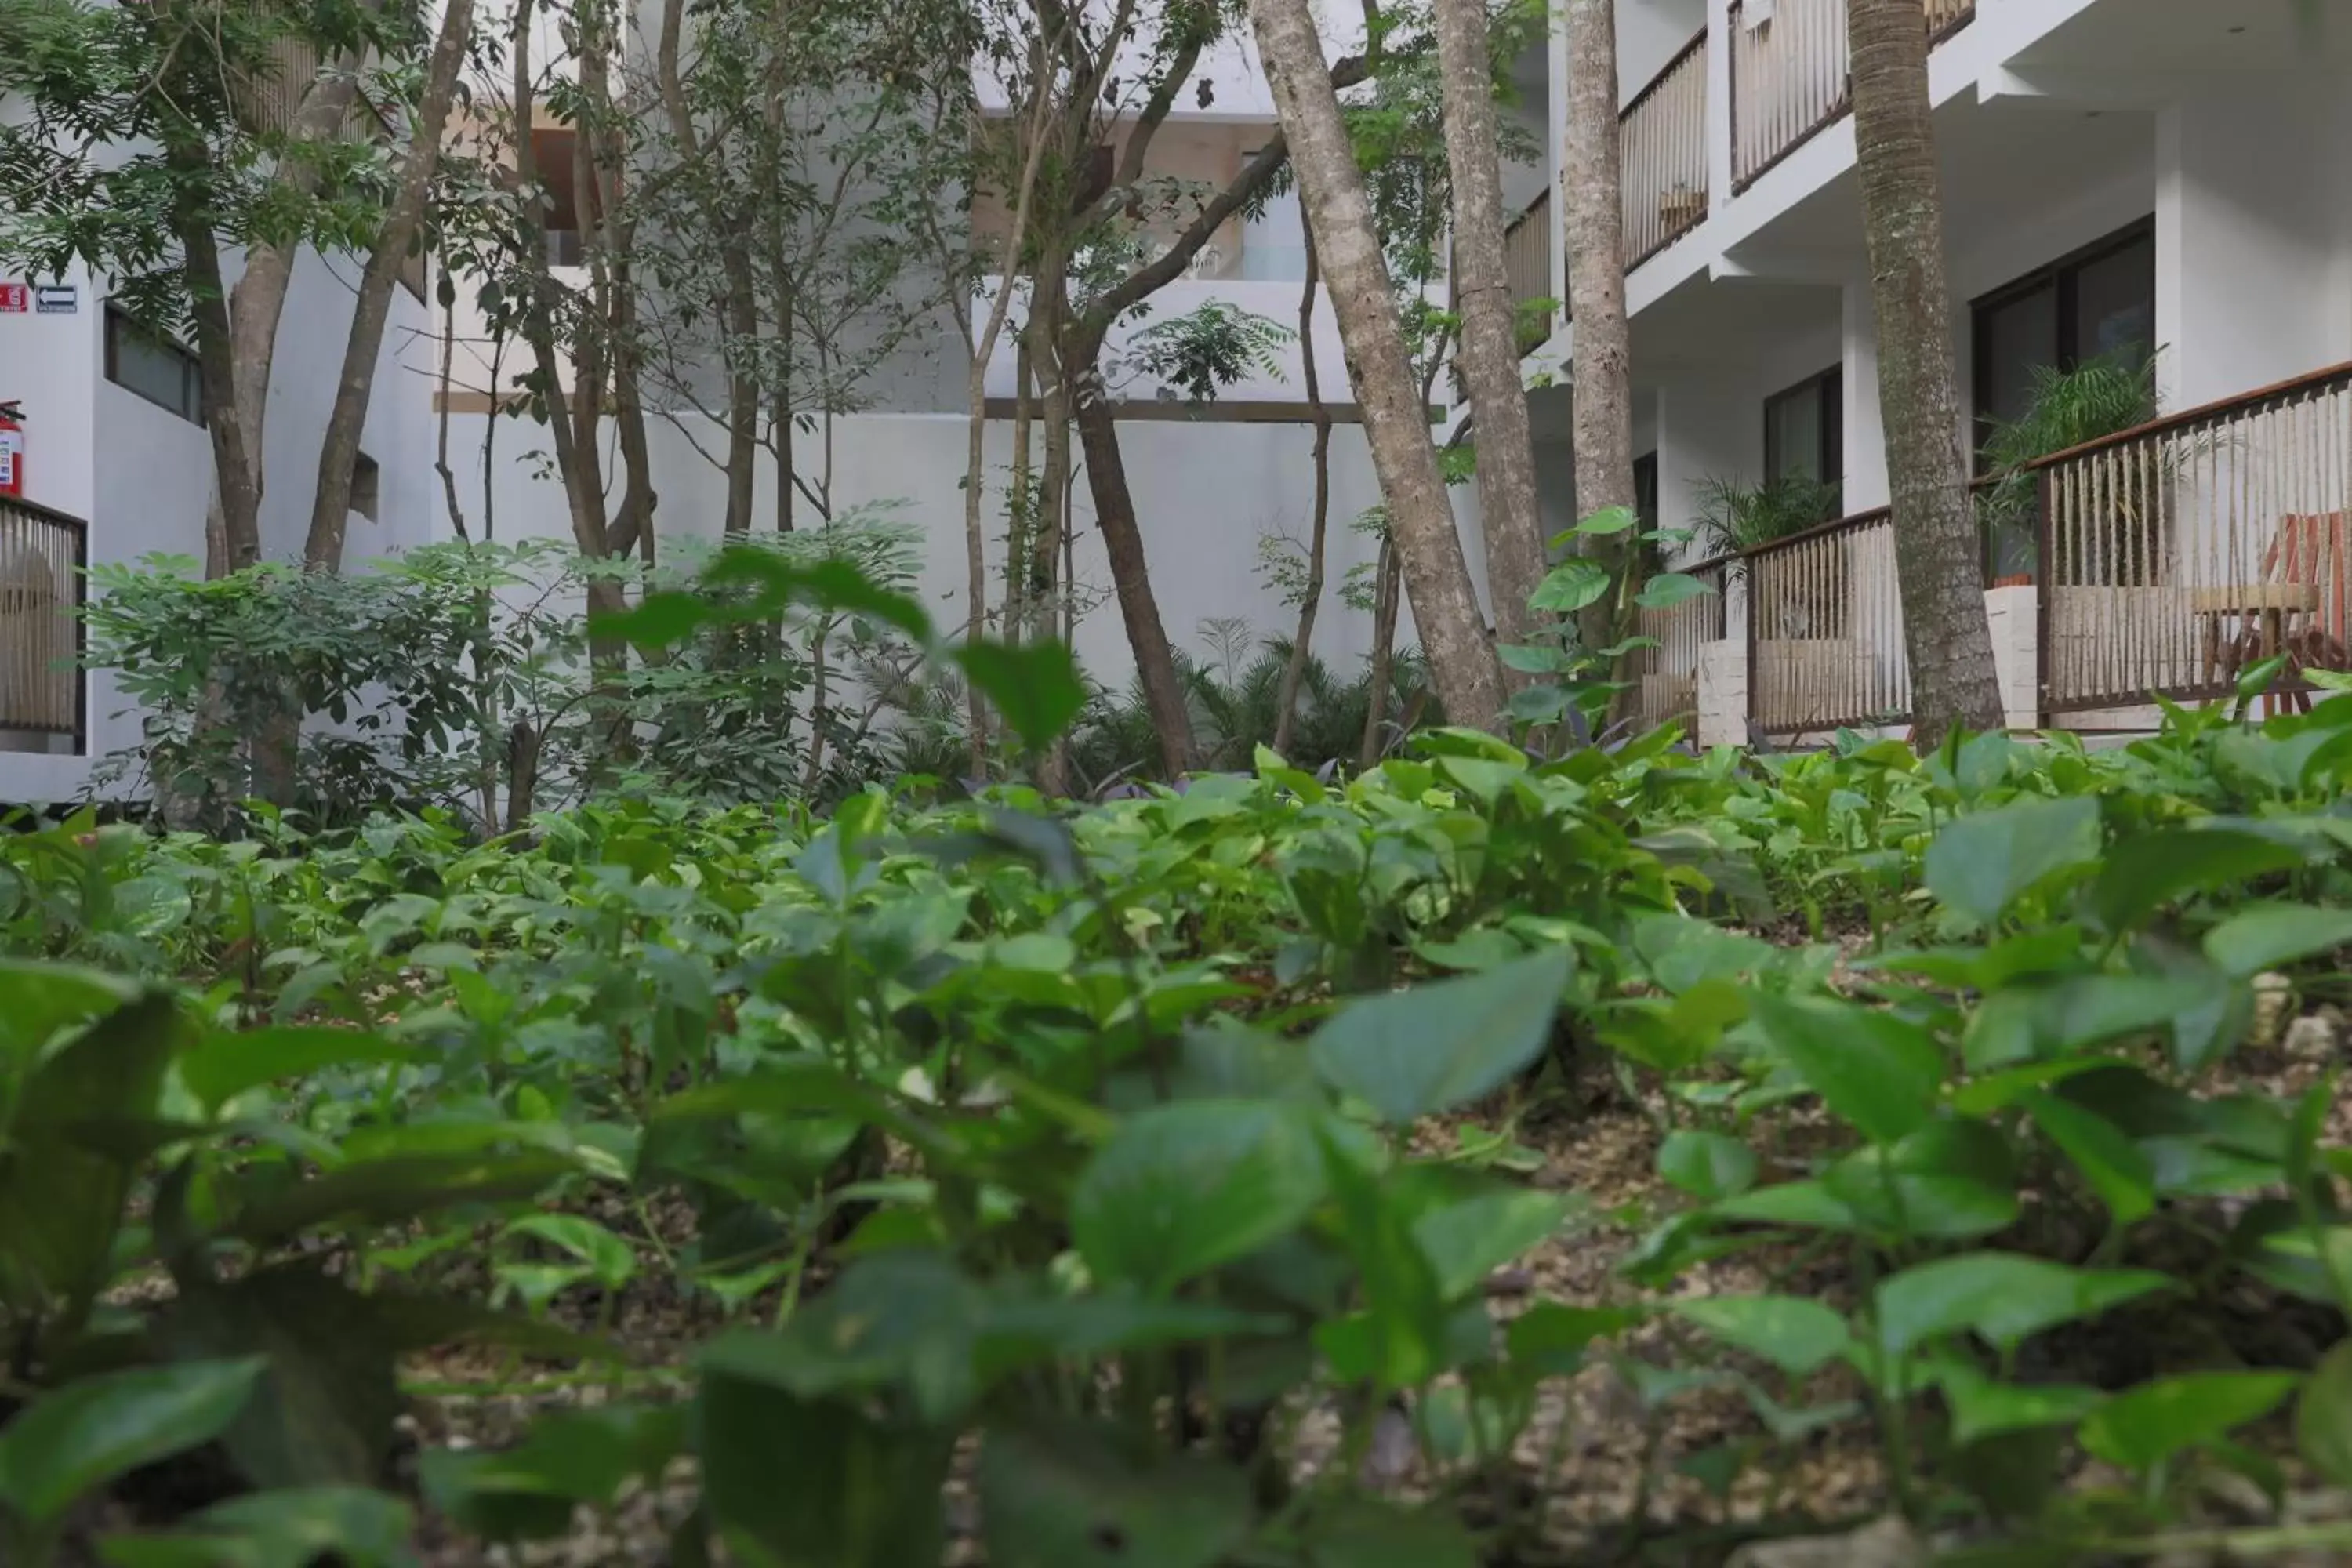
[0,497,85,746]
[1629,555,1730,731]
[1747,506,1911,734]
[2038,361,2352,715]
[1621,29,1710,270]
[1504,191,1554,352]
[1729,0,1976,194]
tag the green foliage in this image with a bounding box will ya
[1692,473,1842,558]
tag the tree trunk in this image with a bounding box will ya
[1433,0,1546,656]
[1274,232,1330,759]
[1250,0,1506,732]
[1563,0,1635,654]
[302,0,474,571]
[1848,0,2002,743]
[1359,537,1403,769]
[1004,335,1037,641]
[1070,367,1198,779]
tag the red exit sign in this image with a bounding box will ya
[0,285,27,313]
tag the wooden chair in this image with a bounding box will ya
[2194,512,2347,714]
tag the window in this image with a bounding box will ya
[1765,365,1842,506]
[105,309,204,425]
[531,126,601,267]
[350,452,381,524]
[1970,220,2155,466]
[1633,452,1660,538]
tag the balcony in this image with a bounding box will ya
[1621,29,1710,269]
[1504,191,1554,353]
[1728,0,1977,193]
[1625,358,2352,742]
[0,497,85,750]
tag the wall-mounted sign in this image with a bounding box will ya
[0,285,26,313]
[32,285,77,314]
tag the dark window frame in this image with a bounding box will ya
[103,307,205,426]
[1969,216,2156,466]
[1632,451,1660,536]
[1763,365,1843,497]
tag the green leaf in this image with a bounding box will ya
[2022,1091,2155,1223]
[1657,1129,1758,1200]
[1936,1364,2104,1446]
[2297,1341,2352,1487]
[0,960,141,1069]
[978,1418,1250,1568]
[954,641,1085,752]
[1673,1296,1849,1377]
[1923,796,2103,926]
[1308,951,1570,1124]
[1751,994,1943,1145]
[1073,1101,1325,1294]
[1497,641,1569,674]
[503,1214,637,1290]
[1303,1497,1480,1567]
[1573,506,1638,536]
[222,1152,575,1246]
[699,1374,952,1567]
[154,1269,401,1490]
[0,1359,265,1530]
[1875,1254,2169,1357]
[1527,559,1611,613]
[2088,829,2308,934]
[1634,572,1715,610]
[179,1025,417,1114]
[588,590,708,649]
[1316,1131,1446,1388]
[1411,1190,1573,1301]
[2203,904,2352,978]
[2080,1371,2301,1472]
[100,1486,416,1568]
[0,989,188,1323]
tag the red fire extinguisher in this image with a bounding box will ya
[0,401,22,499]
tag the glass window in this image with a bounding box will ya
[1971,220,2155,465]
[104,310,204,425]
[1765,367,1842,499]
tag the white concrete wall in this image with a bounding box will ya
[2157,84,2349,409]
[976,278,1349,406]
[1616,0,1709,107]
[439,406,1492,694]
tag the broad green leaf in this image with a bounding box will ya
[954,641,1085,752]
[100,1486,416,1568]
[1318,1131,1446,1388]
[1073,1101,1325,1294]
[1573,506,1638,536]
[1308,951,1570,1124]
[503,1214,637,1290]
[1936,1364,2104,1446]
[2080,1371,2301,1472]
[1875,1254,2169,1356]
[588,589,708,649]
[978,1418,1250,1568]
[1304,1498,1480,1567]
[2023,1091,2155,1224]
[1528,559,1611,613]
[1498,641,1569,674]
[1923,796,2102,926]
[222,1151,575,1246]
[699,1373,952,1568]
[179,1025,417,1114]
[2203,904,2352,978]
[0,1359,265,1530]
[0,960,140,1068]
[1410,1190,1574,1301]
[422,1406,684,1543]
[1751,994,1943,1146]
[2089,829,2307,934]
[1673,1296,1849,1377]
[1634,572,1715,610]
[1656,1130,1758,1200]
[2297,1341,2352,1487]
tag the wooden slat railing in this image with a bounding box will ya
[1631,556,1730,731]
[1746,506,1910,733]
[1504,191,1555,352]
[2037,361,2352,714]
[0,496,85,742]
[1729,0,1976,194]
[1621,29,1710,270]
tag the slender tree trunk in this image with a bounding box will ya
[1359,537,1403,769]
[1004,335,1037,641]
[1275,233,1330,759]
[1563,0,1635,654]
[1250,0,1506,731]
[1069,378,1196,779]
[1848,0,2001,742]
[1433,0,1546,655]
[303,0,476,571]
